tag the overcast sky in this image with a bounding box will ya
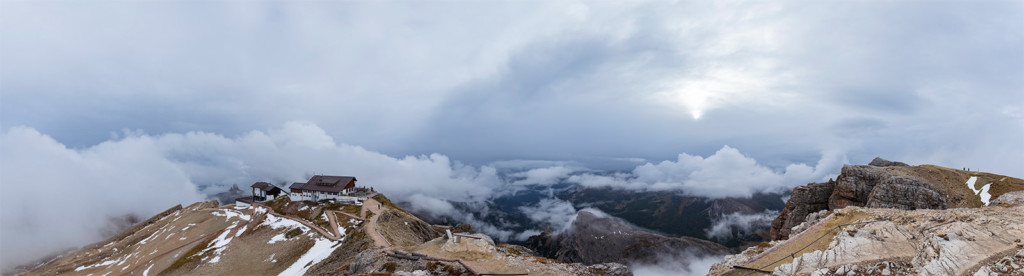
[3,1,1021,172]
[1,0,1022,271]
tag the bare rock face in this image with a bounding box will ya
[770,181,834,240]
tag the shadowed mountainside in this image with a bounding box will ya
[526,210,729,266]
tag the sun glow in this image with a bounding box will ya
[661,66,768,120]
[667,84,715,120]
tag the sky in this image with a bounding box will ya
[1,0,1023,272]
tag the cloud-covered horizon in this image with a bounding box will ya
[1,121,845,270]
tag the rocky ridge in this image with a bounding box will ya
[20,195,631,276]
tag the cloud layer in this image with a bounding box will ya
[705,210,780,241]
[565,146,845,198]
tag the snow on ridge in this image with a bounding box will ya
[213,209,252,221]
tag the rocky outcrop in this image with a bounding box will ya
[441,232,495,254]
[770,160,988,240]
[829,165,947,210]
[868,157,908,167]
[526,210,728,266]
[992,190,1024,206]
[770,181,834,240]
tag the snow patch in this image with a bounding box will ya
[261,213,310,231]
[201,221,239,263]
[278,238,340,276]
[213,209,252,221]
[268,233,289,244]
[75,258,119,271]
[235,225,248,237]
[966,177,992,206]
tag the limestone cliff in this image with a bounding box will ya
[771,158,1024,240]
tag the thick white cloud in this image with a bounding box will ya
[0,127,205,270]
[567,146,846,198]
[518,198,579,233]
[630,250,725,276]
[509,166,579,186]
[705,210,780,240]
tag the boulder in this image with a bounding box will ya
[441,232,495,254]
[991,190,1024,206]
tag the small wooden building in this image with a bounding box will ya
[251,182,283,202]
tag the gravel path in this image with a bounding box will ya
[361,198,392,248]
